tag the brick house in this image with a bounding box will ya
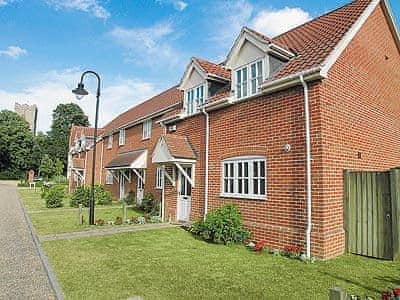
[68,0,400,259]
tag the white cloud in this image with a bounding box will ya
[156,0,187,11]
[0,46,27,59]
[251,7,311,37]
[0,0,12,6]
[0,68,159,132]
[208,0,311,52]
[109,21,182,69]
[45,0,110,19]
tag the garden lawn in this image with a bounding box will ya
[42,228,400,300]
[18,188,144,235]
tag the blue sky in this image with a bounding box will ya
[0,0,399,131]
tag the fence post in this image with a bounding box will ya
[78,204,83,225]
[329,287,347,300]
[123,202,127,222]
[390,168,400,260]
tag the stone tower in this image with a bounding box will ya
[14,102,38,135]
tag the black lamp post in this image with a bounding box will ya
[72,70,101,225]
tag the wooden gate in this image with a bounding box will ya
[344,171,393,259]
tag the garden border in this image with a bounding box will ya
[17,192,64,300]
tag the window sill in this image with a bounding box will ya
[219,193,266,201]
[142,137,150,141]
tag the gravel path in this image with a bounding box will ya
[39,222,179,242]
[0,181,58,300]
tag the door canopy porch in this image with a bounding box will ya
[152,135,197,187]
[105,149,147,170]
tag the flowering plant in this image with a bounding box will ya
[283,245,301,258]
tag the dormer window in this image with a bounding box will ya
[236,59,263,99]
[185,84,204,115]
[119,129,125,146]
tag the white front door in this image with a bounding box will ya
[119,172,125,200]
[177,166,192,222]
[137,169,145,205]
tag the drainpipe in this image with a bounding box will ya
[159,121,167,222]
[300,75,312,259]
[99,139,104,184]
[202,108,210,220]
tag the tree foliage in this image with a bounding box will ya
[39,154,54,179]
[0,110,34,179]
[48,103,89,173]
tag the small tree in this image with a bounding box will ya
[54,158,64,177]
[39,154,54,180]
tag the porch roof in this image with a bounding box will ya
[152,135,197,164]
[105,149,147,170]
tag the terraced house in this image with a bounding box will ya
[68,0,400,259]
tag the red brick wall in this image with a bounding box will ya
[163,113,206,221]
[318,3,400,258]
[205,84,323,255]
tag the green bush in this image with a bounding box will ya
[189,204,250,245]
[123,191,135,205]
[70,186,90,207]
[94,185,112,205]
[0,169,23,180]
[70,185,112,207]
[17,180,29,187]
[139,192,160,216]
[44,185,66,208]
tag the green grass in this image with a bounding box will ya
[18,188,144,235]
[42,228,400,300]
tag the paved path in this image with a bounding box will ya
[39,223,179,242]
[0,181,58,300]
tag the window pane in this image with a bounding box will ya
[253,179,258,194]
[237,70,241,83]
[260,179,266,195]
[251,63,256,78]
[224,179,228,193]
[224,164,228,177]
[238,162,242,177]
[257,61,263,76]
[242,82,247,97]
[238,179,242,193]
[251,79,257,94]
[253,161,258,177]
[230,163,234,177]
[237,85,242,98]
[242,67,247,80]
[260,161,265,177]
[229,179,234,193]
[244,162,248,177]
[244,179,249,194]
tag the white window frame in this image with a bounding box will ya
[235,59,264,100]
[106,170,113,185]
[185,84,205,116]
[107,135,113,149]
[155,167,164,189]
[142,119,152,140]
[119,129,125,146]
[221,156,266,200]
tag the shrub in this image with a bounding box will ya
[70,186,90,207]
[44,185,66,208]
[95,219,105,226]
[150,216,162,223]
[94,185,112,205]
[70,185,112,207]
[136,216,146,224]
[189,204,250,245]
[41,182,54,199]
[283,245,301,258]
[123,191,135,205]
[139,193,160,215]
[115,216,123,225]
[17,180,29,187]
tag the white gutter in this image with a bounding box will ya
[159,121,167,222]
[300,75,312,259]
[202,107,210,220]
[99,139,104,184]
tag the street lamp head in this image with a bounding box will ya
[72,82,89,100]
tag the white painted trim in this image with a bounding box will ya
[110,170,119,183]
[161,165,176,187]
[382,0,400,52]
[175,162,195,187]
[179,58,208,90]
[132,168,144,183]
[99,139,104,184]
[320,0,380,77]
[121,169,132,183]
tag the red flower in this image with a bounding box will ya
[393,288,400,296]
[382,291,392,300]
[254,240,267,251]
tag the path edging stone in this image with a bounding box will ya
[17,192,64,300]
